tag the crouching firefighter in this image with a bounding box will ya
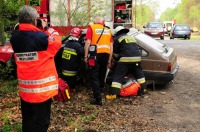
[61,28,84,90]
[106,26,147,100]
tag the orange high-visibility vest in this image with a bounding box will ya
[90,24,112,54]
[11,24,62,103]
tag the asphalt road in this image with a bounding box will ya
[145,38,200,131]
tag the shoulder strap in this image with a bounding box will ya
[96,26,105,44]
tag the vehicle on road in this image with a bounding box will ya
[169,24,191,39]
[0,28,179,86]
[163,21,174,35]
[143,22,165,40]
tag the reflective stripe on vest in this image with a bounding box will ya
[18,76,56,85]
[62,70,77,76]
[19,84,58,93]
[64,47,76,52]
[111,82,122,89]
[119,57,141,62]
[137,77,146,84]
[119,36,137,43]
[97,45,110,50]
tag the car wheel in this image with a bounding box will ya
[188,37,190,39]
[160,36,164,40]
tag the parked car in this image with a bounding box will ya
[0,44,16,78]
[169,24,191,39]
[0,28,179,87]
[143,22,165,40]
[106,28,179,86]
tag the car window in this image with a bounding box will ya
[135,33,166,53]
[137,46,148,57]
[147,23,162,28]
[175,25,190,31]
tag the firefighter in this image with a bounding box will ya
[84,16,113,106]
[10,5,62,132]
[61,28,84,90]
[106,26,147,100]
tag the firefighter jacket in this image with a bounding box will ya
[10,23,62,103]
[61,37,84,76]
[113,33,141,63]
[90,24,112,54]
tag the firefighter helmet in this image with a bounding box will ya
[114,26,129,35]
[69,28,82,38]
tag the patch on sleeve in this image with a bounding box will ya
[49,36,55,41]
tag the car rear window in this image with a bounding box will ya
[175,25,190,31]
[135,33,166,53]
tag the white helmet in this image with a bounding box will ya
[114,26,129,35]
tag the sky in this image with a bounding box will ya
[155,0,181,19]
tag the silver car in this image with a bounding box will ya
[126,28,179,85]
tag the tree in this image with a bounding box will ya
[0,0,23,45]
[50,0,112,28]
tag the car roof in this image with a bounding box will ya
[174,24,190,26]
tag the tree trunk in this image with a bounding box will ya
[0,0,5,45]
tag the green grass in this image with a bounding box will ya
[0,79,18,95]
[191,36,200,40]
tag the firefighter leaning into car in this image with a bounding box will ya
[84,16,113,106]
[61,28,84,90]
[106,26,147,100]
[10,5,62,132]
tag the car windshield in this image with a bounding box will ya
[175,25,190,31]
[135,33,166,53]
[147,23,162,28]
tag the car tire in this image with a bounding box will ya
[188,37,190,39]
[160,36,164,40]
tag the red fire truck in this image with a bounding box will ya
[25,0,134,36]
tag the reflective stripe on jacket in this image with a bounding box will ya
[62,70,78,76]
[90,24,112,54]
[10,24,62,103]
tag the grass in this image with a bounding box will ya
[191,32,200,40]
[0,79,18,96]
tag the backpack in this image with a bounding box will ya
[120,79,141,96]
[52,78,71,102]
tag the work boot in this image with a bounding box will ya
[90,99,102,106]
[138,88,147,96]
[106,94,117,100]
